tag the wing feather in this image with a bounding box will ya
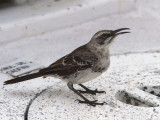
[39,45,98,77]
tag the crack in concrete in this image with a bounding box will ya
[111,50,160,56]
[24,87,51,120]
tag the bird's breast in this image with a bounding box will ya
[92,56,110,72]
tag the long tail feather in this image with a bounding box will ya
[4,72,44,85]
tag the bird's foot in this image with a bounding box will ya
[77,89,106,95]
[76,99,107,106]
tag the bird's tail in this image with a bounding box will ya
[4,72,45,85]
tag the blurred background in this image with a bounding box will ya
[0,0,160,66]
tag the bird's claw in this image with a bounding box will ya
[75,99,107,106]
[77,89,106,95]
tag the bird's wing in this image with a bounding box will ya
[39,45,98,77]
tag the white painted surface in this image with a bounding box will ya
[0,61,43,77]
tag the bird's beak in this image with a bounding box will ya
[112,28,130,36]
[107,28,130,44]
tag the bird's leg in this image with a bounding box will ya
[77,84,106,95]
[67,82,106,106]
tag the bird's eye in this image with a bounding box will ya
[101,34,107,38]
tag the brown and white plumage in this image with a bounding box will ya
[4,28,130,106]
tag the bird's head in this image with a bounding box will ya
[89,28,130,48]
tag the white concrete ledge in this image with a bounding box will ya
[0,0,136,44]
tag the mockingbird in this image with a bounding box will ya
[4,28,130,106]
